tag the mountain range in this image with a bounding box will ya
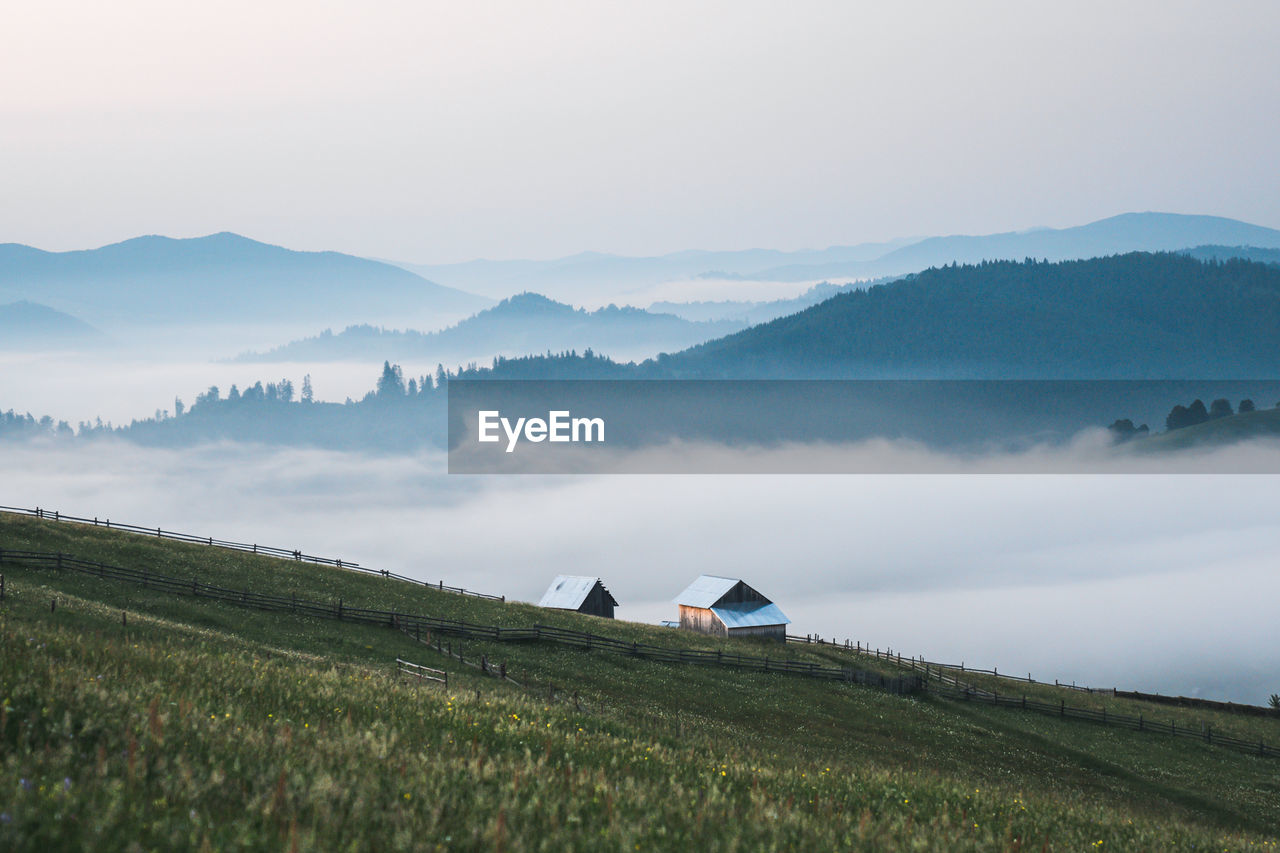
[395,212,1280,305]
[0,232,489,330]
[235,293,746,365]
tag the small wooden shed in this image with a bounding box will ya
[538,575,618,619]
[673,574,790,641]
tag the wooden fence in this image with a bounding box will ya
[788,633,1115,694]
[0,548,921,694]
[928,683,1277,758]
[3,547,1276,760]
[396,657,447,687]
[0,504,503,601]
[788,634,1276,717]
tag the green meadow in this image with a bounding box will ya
[1,513,1278,851]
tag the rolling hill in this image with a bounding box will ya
[659,253,1280,378]
[1136,405,1280,451]
[1,510,1277,849]
[0,300,106,350]
[0,233,489,329]
[235,292,745,364]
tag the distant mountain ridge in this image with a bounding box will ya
[398,213,1280,304]
[0,300,106,350]
[696,213,1280,283]
[235,292,746,364]
[392,238,918,302]
[0,232,489,329]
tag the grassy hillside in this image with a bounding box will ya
[1136,406,1280,451]
[2,513,1279,850]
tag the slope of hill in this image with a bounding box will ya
[0,300,106,350]
[0,233,489,328]
[1136,405,1280,451]
[1,512,1277,849]
[661,253,1280,378]
[236,292,745,364]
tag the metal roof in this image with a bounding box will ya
[673,574,741,608]
[711,601,791,629]
[538,575,615,609]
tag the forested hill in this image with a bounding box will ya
[236,292,744,364]
[652,253,1280,378]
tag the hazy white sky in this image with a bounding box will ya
[3,0,1278,261]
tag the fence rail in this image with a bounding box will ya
[788,634,1274,716]
[0,504,503,602]
[0,548,920,695]
[396,657,447,687]
[3,547,1276,760]
[787,633,1115,695]
[929,683,1277,758]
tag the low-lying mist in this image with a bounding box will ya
[2,438,1277,704]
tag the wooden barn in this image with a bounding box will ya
[673,574,790,641]
[538,575,618,618]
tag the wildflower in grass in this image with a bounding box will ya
[0,813,10,824]
[63,778,71,792]
[19,779,32,791]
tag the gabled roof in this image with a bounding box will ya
[711,601,791,629]
[673,574,741,608]
[538,575,617,609]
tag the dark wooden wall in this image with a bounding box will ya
[576,582,616,618]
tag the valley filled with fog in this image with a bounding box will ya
[3,435,1277,704]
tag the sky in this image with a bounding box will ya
[4,1,1279,262]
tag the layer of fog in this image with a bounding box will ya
[2,438,1277,704]
[452,431,1280,474]
[589,276,828,312]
